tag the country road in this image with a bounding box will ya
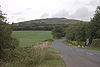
[52,39,100,67]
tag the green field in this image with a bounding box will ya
[12,31,52,47]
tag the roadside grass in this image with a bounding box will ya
[1,42,65,67]
[12,31,52,47]
[63,40,76,46]
[84,46,100,51]
[64,40,100,51]
[37,47,65,67]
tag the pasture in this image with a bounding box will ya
[12,31,52,47]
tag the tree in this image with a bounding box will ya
[52,25,65,39]
[75,23,86,41]
[65,6,100,46]
[90,6,100,39]
[91,6,100,23]
[66,23,86,41]
[0,6,19,59]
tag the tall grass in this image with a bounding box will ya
[1,42,65,67]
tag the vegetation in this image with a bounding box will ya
[66,23,87,41]
[0,9,19,60]
[84,46,100,51]
[0,4,100,67]
[90,6,100,39]
[65,6,100,48]
[0,7,65,67]
[12,18,85,31]
[12,31,52,47]
[64,40,85,46]
[52,25,65,39]
[91,39,100,47]
[1,42,65,67]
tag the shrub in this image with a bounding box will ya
[91,39,100,47]
[2,44,46,67]
[76,41,85,46]
[66,40,85,46]
[0,22,19,60]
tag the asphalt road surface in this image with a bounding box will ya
[52,39,100,67]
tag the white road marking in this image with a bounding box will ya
[86,52,94,55]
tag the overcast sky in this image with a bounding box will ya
[0,0,100,23]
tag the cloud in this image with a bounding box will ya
[13,12,23,15]
[12,8,32,15]
[89,0,100,6]
[1,0,99,22]
[16,18,25,22]
[25,8,32,10]
[41,13,49,18]
[52,10,69,18]
[69,7,93,21]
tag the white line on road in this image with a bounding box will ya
[86,52,94,55]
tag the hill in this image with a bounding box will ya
[12,18,87,31]
[16,18,84,24]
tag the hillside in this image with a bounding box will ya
[16,18,84,24]
[12,18,87,31]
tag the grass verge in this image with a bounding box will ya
[64,40,100,51]
[1,42,65,67]
[37,47,65,67]
[84,46,100,51]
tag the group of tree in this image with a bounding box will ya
[52,6,100,46]
[12,22,68,31]
[66,6,100,45]
[12,17,82,31]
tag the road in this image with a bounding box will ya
[52,39,100,67]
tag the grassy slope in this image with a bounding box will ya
[17,18,82,24]
[12,31,52,47]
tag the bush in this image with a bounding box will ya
[10,38,19,49]
[91,39,100,47]
[76,41,85,46]
[66,40,85,46]
[2,44,46,67]
[0,21,19,60]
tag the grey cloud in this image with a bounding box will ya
[52,10,69,18]
[69,7,93,21]
[41,13,49,18]
[13,8,32,15]
[89,0,100,6]
[25,8,32,10]
[13,12,23,15]
[73,0,82,6]
[16,18,25,21]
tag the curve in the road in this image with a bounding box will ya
[52,39,100,67]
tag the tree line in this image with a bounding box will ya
[12,23,67,31]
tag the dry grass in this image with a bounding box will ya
[1,42,65,67]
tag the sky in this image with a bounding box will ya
[0,0,100,23]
